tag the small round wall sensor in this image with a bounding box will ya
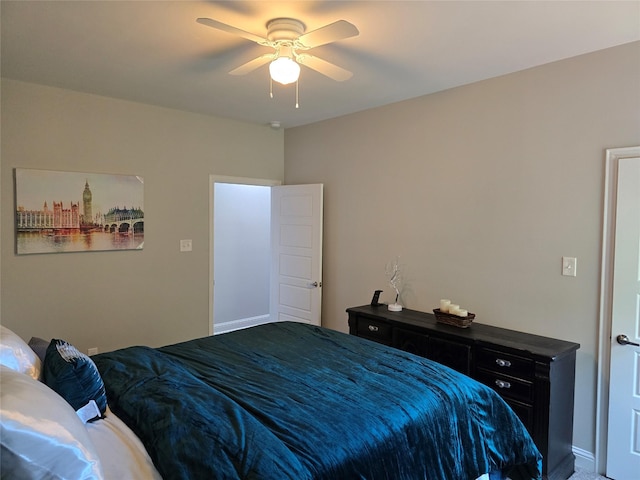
[270,121,281,130]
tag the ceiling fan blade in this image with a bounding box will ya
[196,18,268,45]
[298,55,353,82]
[229,54,274,76]
[297,20,359,49]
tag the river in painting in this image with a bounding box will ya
[16,231,144,254]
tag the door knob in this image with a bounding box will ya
[616,334,640,347]
[309,281,322,288]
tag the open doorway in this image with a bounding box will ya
[210,176,280,335]
[210,176,324,336]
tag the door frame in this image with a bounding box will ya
[209,175,281,336]
[595,145,640,473]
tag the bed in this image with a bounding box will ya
[1,322,542,479]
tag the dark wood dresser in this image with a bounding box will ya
[347,305,580,480]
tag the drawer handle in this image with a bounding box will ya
[495,379,511,389]
[495,358,512,368]
[368,325,379,332]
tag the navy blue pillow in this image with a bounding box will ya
[43,339,107,420]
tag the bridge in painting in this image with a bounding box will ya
[103,207,144,234]
[105,217,144,234]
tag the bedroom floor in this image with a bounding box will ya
[569,468,609,479]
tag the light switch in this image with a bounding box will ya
[562,256,577,277]
[180,239,193,252]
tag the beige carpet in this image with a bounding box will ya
[569,468,609,479]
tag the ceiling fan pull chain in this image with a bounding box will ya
[270,76,273,99]
[295,79,299,109]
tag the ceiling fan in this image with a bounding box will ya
[196,16,359,89]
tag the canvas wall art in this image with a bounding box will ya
[15,168,144,254]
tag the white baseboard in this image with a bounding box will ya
[573,446,596,473]
[214,314,271,335]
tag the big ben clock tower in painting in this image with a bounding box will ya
[82,180,92,225]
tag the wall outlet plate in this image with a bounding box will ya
[180,239,192,252]
[562,256,577,277]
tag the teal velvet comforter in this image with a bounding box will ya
[94,322,542,480]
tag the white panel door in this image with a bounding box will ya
[270,184,323,325]
[606,154,640,479]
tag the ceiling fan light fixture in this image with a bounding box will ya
[269,56,300,85]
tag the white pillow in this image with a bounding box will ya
[86,407,162,480]
[0,326,41,380]
[0,366,104,479]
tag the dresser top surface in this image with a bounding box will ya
[347,305,580,360]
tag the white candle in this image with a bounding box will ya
[457,309,468,317]
[449,304,460,315]
[440,299,451,312]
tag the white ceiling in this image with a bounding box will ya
[2,1,639,128]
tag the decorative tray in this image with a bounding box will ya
[433,308,475,328]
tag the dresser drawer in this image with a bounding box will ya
[503,399,534,433]
[475,368,534,403]
[428,337,472,375]
[476,347,534,379]
[394,328,429,357]
[356,317,392,344]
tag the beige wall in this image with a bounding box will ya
[1,78,284,353]
[285,42,640,459]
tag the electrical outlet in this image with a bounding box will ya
[562,257,577,277]
[88,347,98,356]
[180,239,192,252]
